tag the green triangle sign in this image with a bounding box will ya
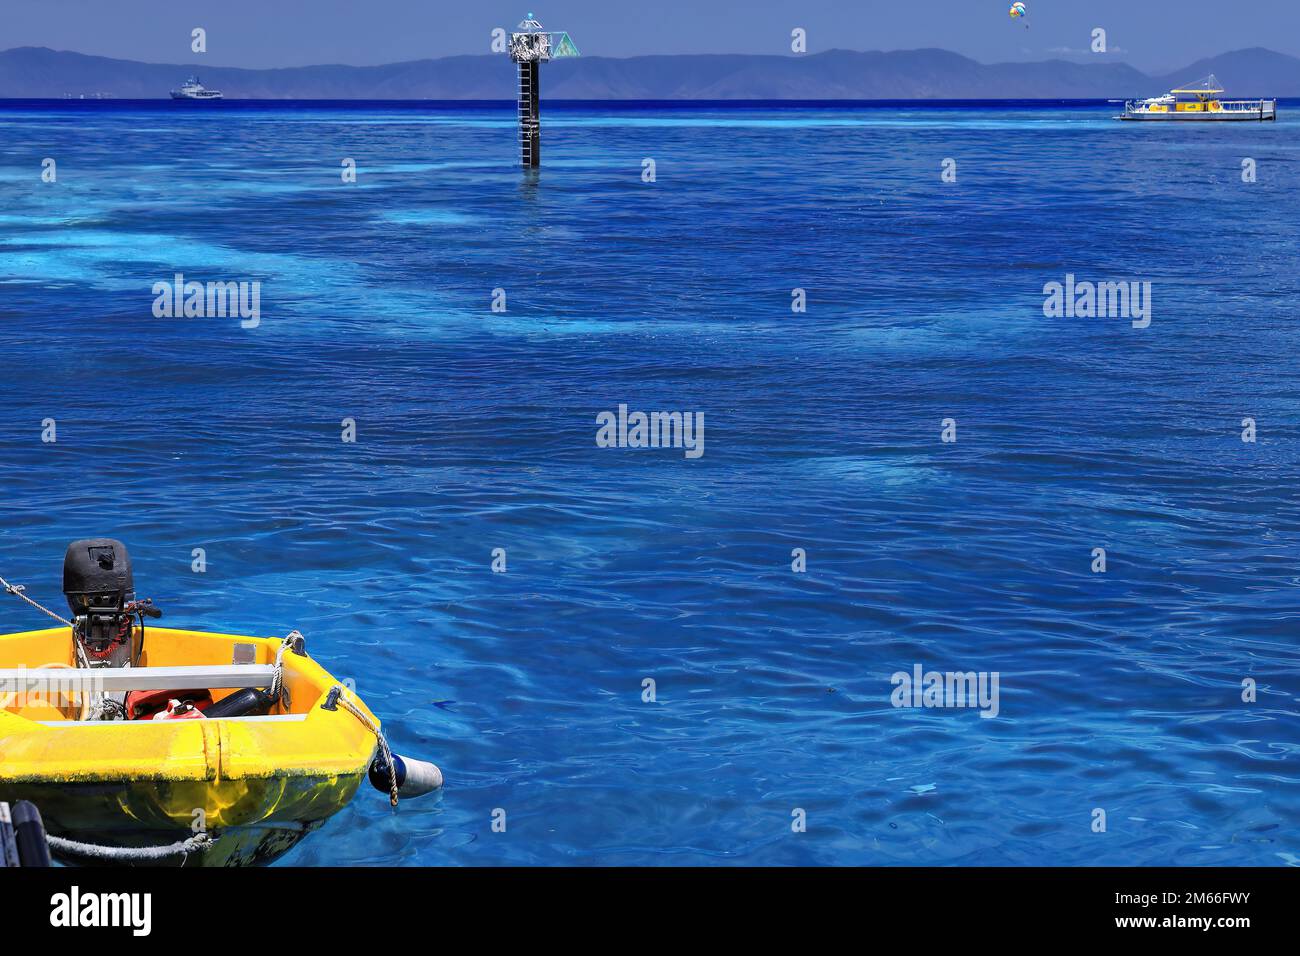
[550,32,580,58]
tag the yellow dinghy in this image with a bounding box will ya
[0,539,442,867]
[0,626,383,866]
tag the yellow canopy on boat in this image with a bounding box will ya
[1171,73,1224,95]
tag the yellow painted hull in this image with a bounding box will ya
[0,627,378,866]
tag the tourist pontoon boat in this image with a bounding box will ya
[1117,75,1275,121]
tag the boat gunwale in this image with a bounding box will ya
[1,626,380,784]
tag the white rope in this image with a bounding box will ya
[0,575,73,628]
[272,635,399,804]
[333,686,400,807]
[0,574,93,717]
[268,630,302,705]
[48,831,215,862]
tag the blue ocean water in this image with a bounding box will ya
[1,99,1297,866]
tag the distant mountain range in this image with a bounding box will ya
[2,46,1297,100]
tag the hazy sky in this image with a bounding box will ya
[3,1,1296,72]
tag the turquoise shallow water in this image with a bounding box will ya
[0,100,1297,865]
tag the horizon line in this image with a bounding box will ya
[7,96,1298,105]
[1,43,1285,72]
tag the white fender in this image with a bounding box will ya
[370,753,443,799]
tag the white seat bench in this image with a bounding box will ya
[0,665,277,694]
[36,714,308,726]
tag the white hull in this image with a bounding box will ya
[169,77,222,100]
[1117,110,1275,121]
[1117,81,1276,122]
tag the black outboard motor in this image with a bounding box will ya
[63,538,158,668]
